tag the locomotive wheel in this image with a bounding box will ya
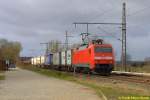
[58,66,62,71]
[82,68,91,74]
[75,67,82,73]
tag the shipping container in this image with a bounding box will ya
[31,58,34,65]
[31,57,37,65]
[40,56,45,65]
[44,54,53,65]
[66,50,72,65]
[34,57,37,65]
[61,51,66,65]
[31,56,44,65]
[53,53,60,65]
[36,56,41,65]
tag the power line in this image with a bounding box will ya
[73,22,121,44]
[40,42,49,55]
[97,26,121,41]
[74,22,121,25]
[65,31,74,50]
[127,6,150,17]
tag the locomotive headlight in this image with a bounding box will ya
[110,61,113,63]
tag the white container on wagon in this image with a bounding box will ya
[31,58,34,65]
[61,51,66,65]
[66,50,72,65]
[31,57,37,65]
[34,57,37,65]
[40,56,45,65]
[36,56,41,65]
[53,53,60,65]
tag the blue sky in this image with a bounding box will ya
[0,0,150,61]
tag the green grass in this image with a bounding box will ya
[19,65,149,100]
[0,71,5,80]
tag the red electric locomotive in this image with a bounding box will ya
[72,39,115,75]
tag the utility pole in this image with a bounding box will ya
[40,42,49,55]
[65,31,73,50]
[65,31,69,50]
[122,2,127,71]
[86,24,89,35]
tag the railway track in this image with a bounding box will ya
[43,67,150,85]
[76,72,150,85]
[110,74,150,85]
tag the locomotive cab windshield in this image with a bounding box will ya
[95,47,112,53]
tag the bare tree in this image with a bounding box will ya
[0,39,22,62]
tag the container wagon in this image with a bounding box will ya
[44,54,53,68]
[52,52,61,70]
[31,57,37,65]
[31,56,45,67]
[66,50,73,71]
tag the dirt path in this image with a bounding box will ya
[0,68,100,100]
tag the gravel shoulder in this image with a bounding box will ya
[0,68,100,100]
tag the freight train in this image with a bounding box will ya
[31,39,115,75]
